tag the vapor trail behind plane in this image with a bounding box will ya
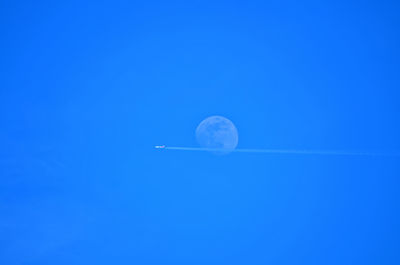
[159,146,400,157]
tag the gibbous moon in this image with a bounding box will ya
[195,116,239,154]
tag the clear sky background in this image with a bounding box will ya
[1,1,400,264]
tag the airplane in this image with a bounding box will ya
[155,145,165,149]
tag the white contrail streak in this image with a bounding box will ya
[163,146,400,157]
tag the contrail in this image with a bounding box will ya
[160,146,400,157]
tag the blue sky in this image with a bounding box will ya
[1,1,400,264]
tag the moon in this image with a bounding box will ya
[195,116,239,154]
